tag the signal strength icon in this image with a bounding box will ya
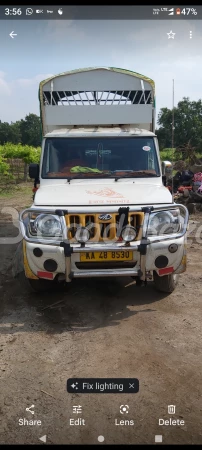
[168,8,174,15]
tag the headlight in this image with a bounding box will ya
[121,225,137,242]
[31,214,62,237]
[75,227,90,243]
[147,209,181,236]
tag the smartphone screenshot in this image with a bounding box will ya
[0,4,202,445]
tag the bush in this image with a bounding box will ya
[0,155,10,175]
[0,143,41,164]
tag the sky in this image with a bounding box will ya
[0,18,202,125]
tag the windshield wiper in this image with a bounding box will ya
[66,173,111,182]
[111,171,159,181]
[65,171,158,182]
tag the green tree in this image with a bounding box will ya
[0,121,21,145]
[156,97,202,151]
[19,113,41,147]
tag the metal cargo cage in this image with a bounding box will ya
[39,67,155,135]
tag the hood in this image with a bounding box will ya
[34,179,172,206]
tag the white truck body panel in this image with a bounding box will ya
[44,104,153,128]
[42,69,153,91]
[34,179,172,207]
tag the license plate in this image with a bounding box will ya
[80,251,133,262]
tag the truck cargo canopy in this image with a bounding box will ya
[39,67,155,135]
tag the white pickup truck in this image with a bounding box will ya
[20,67,188,293]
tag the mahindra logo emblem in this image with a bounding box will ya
[98,214,112,221]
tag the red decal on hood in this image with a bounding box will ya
[86,188,125,198]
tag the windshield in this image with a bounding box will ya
[42,137,160,179]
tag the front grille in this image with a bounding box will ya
[66,212,144,242]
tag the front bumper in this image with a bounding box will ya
[24,236,186,282]
[20,204,188,282]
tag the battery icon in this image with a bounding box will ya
[176,8,181,14]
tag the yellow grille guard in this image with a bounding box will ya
[19,204,188,246]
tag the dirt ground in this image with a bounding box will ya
[0,185,202,445]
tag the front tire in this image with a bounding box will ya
[153,271,179,293]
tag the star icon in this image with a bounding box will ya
[167,30,175,39]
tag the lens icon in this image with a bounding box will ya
[120,405,129,414]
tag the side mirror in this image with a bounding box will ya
[29,163,39,180]
[162,160,172,176]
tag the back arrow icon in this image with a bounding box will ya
[10,31,17,39]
